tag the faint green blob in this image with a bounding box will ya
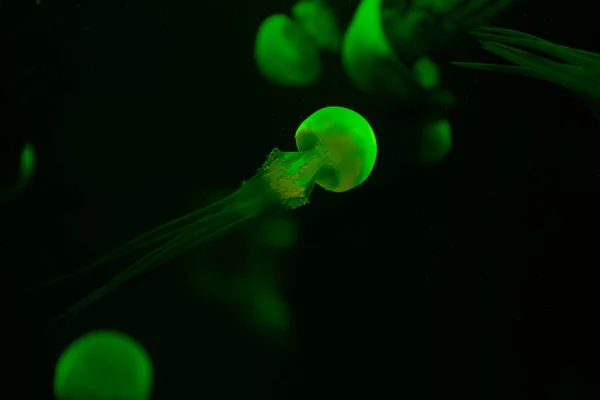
[0,142,35,202]
[251,287,291,332]
[413,56,439,90]
[20,142,36,181]
[420,119,452,163]
[258,217,298,248]
[54,330,153,400]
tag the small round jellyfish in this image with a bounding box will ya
[53,330,153,400]
[39,106,377,325]
[254,0,341,86]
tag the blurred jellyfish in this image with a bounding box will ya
[254,0,341,86]
[54,330,153,400]
[0,142,35,202]
[419,119,452,163]
[394,118,453,164]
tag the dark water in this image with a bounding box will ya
[2,0,599,399]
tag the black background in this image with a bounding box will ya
[2,0,599,399]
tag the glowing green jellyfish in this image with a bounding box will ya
[54,330,153,400]
[0,142,35,202]
[254,0,341,86]
[42,106,377,324]
[452,27,600,118]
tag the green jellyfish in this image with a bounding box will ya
[39,106,377,324]
[452,27,600,118]
[54,330,153,400]
[254,0,341,86]
[0,142,35,202]
[341,0,513,96]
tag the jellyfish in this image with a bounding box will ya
[38,106,377,325]
[0,142,35,202]
[341,0,513,97]
[254,0,341,86]
[452,27,600,120]
[54,330,153,400]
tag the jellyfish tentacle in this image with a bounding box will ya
[48,213,253,328]
[27,192,241,291]
[471,27,600,70]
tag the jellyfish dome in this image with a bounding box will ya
[295,106,377,192]
[53,330,153,400]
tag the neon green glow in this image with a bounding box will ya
[37,107,377,325]
[452,27,600,106]
[54,330,153,400]
[254,1,341,86]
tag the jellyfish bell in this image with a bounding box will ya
[295,106,377,192]
[254,14,321,86]
[54,330,153,400]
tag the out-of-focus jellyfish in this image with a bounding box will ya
[254,0,341,86]
[393,117,453,164]
[452,27,600,120]
[419,119,452,163]
[54,330,153,400]
[36,106,377,326]
[0,142,35,202]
